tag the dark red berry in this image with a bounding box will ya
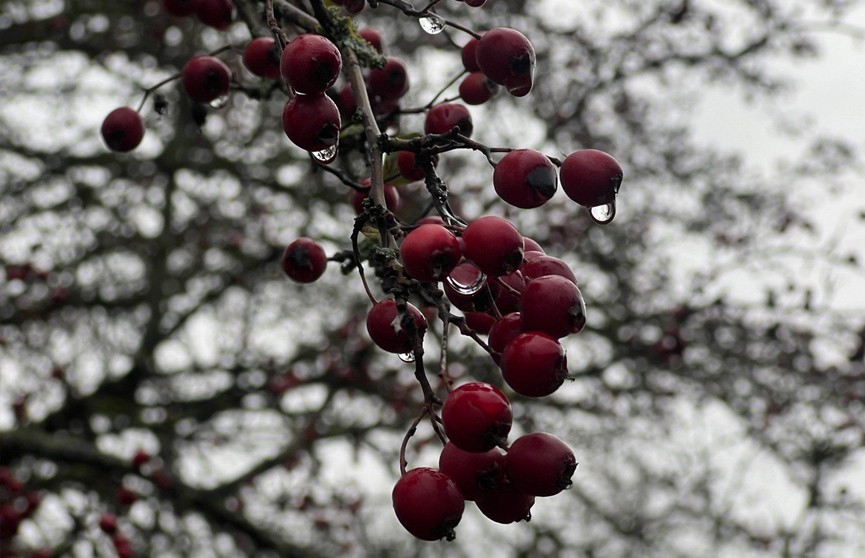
[425,102,473,137]
[392,468,464,541]
[443,262,493,313]
[101,107,144,152]
[280,238,327,283]
[442,382,512,452]
[458,72,498,105]
[560,149,624,207]
[505,432,577,496]
[520,275,586,338]
[0,504,20,539]
[281,94,341,152]
[116,487,139,506]
[489,271,527,314]
[195,0,234,29]
[182,55,231,104]
[474,478,534,524]
[400,224,462,283]
[520,255,577,284]
[131,450,151,469]
[359,27,383,53]
[464,311,496,335]
[368,57,409,101]
[501,331,567,397]
[99,513,118,534]
[488,312,523,353]
[366,299,427,353]
[351,182,399,214]
[242,37,280,80]
[460,37,480,72]
[332,0,365,15]
[396,151,437,182]
[439,442,505,501]
[163,0,197,17]
[476,27,535,97]
[493,149,557,208]
[522,237,544,253]
[465,0,487,6]
[281,34,342,95]
[334,83,358,121]
[462,215,524,277]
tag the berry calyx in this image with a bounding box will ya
[392,468,465,541]
[182,55,231,104]
[520,275,587,338]
[505,432,577,496]
[101,107,144,153]
[281,94,341,152]
[476,28,535,97]
[462,216,524,277]
[493,149,557,208]
[242,37,280,80]
[366,299,427,354]
[500,332,568,397]
[399,224,462,283]
[560,149,623,208]
[280,238,328,283]
[441,382,512,452]
[425,103,473,137]
[280,34,342,95]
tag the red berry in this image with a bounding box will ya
[396,151,437,182]
[131,450,151,469]
[332,0,365,15]
[442,382,512,452]
[99,513,118,534]
[182,55,231,104]
[195,0,234,29]
[493,149,557,208]
[333,83,358,121]
[464,311,496,335]
[560,149,624,207]
[425,103,473,137]
[392,468,464,541]
[460,37,480,72]
[281,238,327,283]
[112,534,134,558]
[280,34,342,95]
[115,487,139,506]
[359,27,383,53]
[488,271,527,314]
[366,299,427,354]
[520,255,577,284]
[474,478,534,524]
[501,332,567,397]
[351,183,399,214]
[438,442,505,501]
[242,37,280,80]
[488,312,523,353]
[162,0,197,17]
[400,224,462,283]
[368,57,409,101]
[101,107,144,153]
[522,237,544,253]
[505,432,577,496]
[465,0,487,6]
[520,275,586,338]
[458,72,498,105]
[443,262,493,313]
[462,215,524,277]
[476,28,535,97]
[281,94,341,152]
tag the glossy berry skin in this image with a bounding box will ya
[392,468,464,541]
[501,332,567,397]
[101,107,144,152]
[493,149,557,209]
[366,299,427,354]
[476,28,535,97]
[281,238,327,283]
[523,237,544,254]
[163,0,197,17]
[488,271,526,314]
[368,57,409,101]
[281,94,341,152]
[281,34,342,95]
[464,311,496,335]
[461,37,480,72]
[425,103,473,137]
[182,56,231,104]
[195,0,234,29]
[474,479,534,524]
[242,37,280,80]
[520,275,587,338]
[521,255,578,284]
[439,442,505,501]
[400,224,462,283]
[443,262,493,313]
[560,149,624,207]
[462,215,524,277]
[442,382,512,452]
[488,312,523,353]
[459,72,498,105]
[505,432,577,496]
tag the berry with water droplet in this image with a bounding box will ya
[520,275,586,338]
[442,382,512,452]
[400,224,462,283]
[281,94,340,152]
[281,238,328,283]
[493,149,557,209]
[101,107,144,152]
[476,28,535,97]
[182,56,231,104]
[560,149,623,208]
[366,299,427,354]
[462,216,524,277]
[392,468,464,541]
[425,102,473,137]
[242,37,280,80]
[505,432,577,496]
[281,34,342,95]
[501,332,567,397]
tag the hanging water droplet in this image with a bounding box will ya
[208,94,230,109]
[419,13,445,34]
[311,144,338,165]
[445,263,487,295]
[398,352,416,363]
[588,202,616,225]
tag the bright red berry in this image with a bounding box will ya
[520,255,577,284]
[501,332,567,397]
[392,468,464,541]
[438,442,505,501]
[462,215,524,277]
[162,0,197,17]
[476,28,535,97]
[280,34,342,95]
[280,238,328,283]
[442,382,512,452]
[195,0,234,29]
[493,149,557,208]
[182,55,231,104]
[242,37,280,80]
[522,237,544,253]
[474,478,534,524]
[368,57,409,101]
[560,149,624,207]
[425,102,473,137]
[520,275,586,338]
[458,72,498,105]
[399,224,462,283]
[505,432,577,496]
[281,94,341,152]
[101,107,144,152]
[366,299,427,354]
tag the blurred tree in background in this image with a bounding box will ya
[2,0,865,556]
